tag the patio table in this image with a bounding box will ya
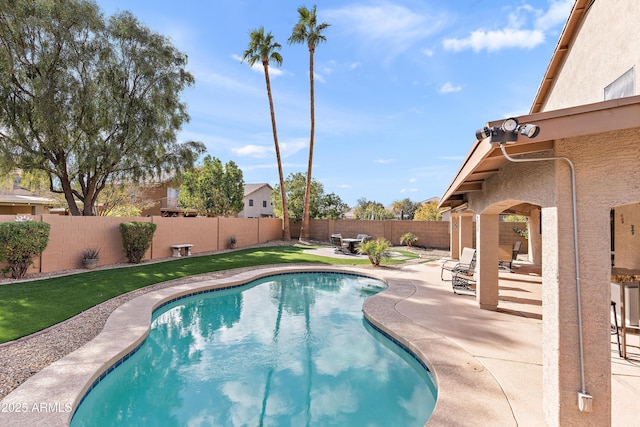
[342,238,362,254]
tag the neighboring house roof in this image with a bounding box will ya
[244,183,272,197]
[530,0,591,114]
[0,187,56,206]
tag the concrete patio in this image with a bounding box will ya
[1,253,638,426]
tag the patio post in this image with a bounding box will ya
[476,213,499,310]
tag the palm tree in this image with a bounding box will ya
[242,27,291,240]
[288,5,330,241]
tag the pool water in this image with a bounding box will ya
[71,272,437,426]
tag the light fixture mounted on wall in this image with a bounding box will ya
[475,117,540,144]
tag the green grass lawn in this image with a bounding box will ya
[0,245,418,344]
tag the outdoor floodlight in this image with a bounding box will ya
[475,117,541,144]
[475,126,491,140]
[519,123,541,138]
[501,117,519,132]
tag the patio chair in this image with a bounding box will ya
[441,247,476,281]
[452,265,476,295]
[500,241,522,271]
[330,234,350,254]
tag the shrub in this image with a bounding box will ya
[82,247,100,260]
[357,238,392,266]
[0,220,51,279]
[119,222,157,263]
[400,232,418,247]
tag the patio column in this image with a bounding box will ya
[476,213,499,310]
[542,203,612,426]
[459,213,474,257]
[529,207,542,265]
[450,213,460,258]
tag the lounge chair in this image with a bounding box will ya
[330,234,350,254]
[441,247,476,281]
[452,264,476,295]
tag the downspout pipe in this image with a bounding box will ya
[499,144,590,406]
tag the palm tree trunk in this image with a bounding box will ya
[264,63,291,240]
[300,48,315,241]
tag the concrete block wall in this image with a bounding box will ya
[0,215,283,275]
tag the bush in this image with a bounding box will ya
[400,232,418,247]
[0,220,50,279]
[357,238,391,266]
[119,222,157,263]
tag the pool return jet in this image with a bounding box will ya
[475,117,593,413]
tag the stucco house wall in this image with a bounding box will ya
[440,1,640,424]
[238,184,274,218]
[542,0,640,112]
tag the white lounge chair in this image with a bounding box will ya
[441,247,476,281]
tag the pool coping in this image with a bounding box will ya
[0,265,516,426]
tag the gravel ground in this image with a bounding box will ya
[0,242,447,400]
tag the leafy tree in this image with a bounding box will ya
[414,201,443,221]
[271,172,347,221]
[288,5,330,241]
[353,198,394,220]
[178,156,244,217]
[0,0,204,216]
[242,27,291,240]
[318,192,349,219]
[392,198,422,220]
[95,182,155,217]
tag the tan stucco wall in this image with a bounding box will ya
[542,0,640,111]
[239,186,274,218]
[614,203,640,269]
[466,127,640,426]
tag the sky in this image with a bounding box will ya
[96,0,574,207]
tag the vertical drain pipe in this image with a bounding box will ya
[499,143,592,411]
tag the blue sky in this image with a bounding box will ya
[96,0,573,207]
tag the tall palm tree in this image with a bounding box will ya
[242,27,291,240]
[288,5,330,241]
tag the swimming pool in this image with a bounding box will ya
[70,272,437,426]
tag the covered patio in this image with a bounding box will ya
[438,95,640,425]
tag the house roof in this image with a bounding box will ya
[439,95,640,208]
[439,0,639,210]
[530,0,592,114]
[244,183,272,197]
[0,187,56,206]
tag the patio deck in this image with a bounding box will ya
[0,254,638,426]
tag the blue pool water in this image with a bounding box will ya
[71,272,437,426]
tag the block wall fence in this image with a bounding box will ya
[0,215,527,276]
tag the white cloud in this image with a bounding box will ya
[232,138,306,160]
[442,0,571,53]
[420,48,434,57]
[409,178,417,183]
[536,0,574,31]
[349,62,361,70]
[232,144,272,158]
[231,54,284,77]
[375,158,396,164]
[438,81,462,93]
[325,2,448,59]
[443,28,544,52]
[400,188,419,193]
[280,138,308,158]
